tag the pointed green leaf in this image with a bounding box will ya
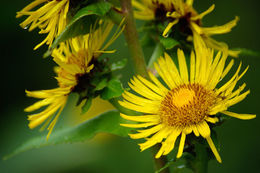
[159,36,180,50]
[44,1,112,57]
[4,110,130,160]
[94,78,108,91]
[101,78,124,100]
[81,97,92,115]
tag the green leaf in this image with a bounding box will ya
[76,89,88,106]
[44,1,112,57]
[4,110,130,160]
[159,36,180,50]
[81,97,92,115]
[111,58,127,71]
[94,78,108,91]
[101,78,124,100]
[185,138,209,173]
[234,48,260,57]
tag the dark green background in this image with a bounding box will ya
[0,0,259,172]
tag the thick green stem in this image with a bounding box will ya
[120,0,148,78]
[187,140,209,173]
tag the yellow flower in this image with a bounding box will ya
[16,0,70,50]
[25,21,123,139]
[119,33,255,162]
[132,0,240,57]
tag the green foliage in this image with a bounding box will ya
[76,58,127,113]
[4,110,131,160]
[101,78,124,100]
[81,97,93,115]
[159,36,180,50]
[94,78,108,91]
[44,1,112,57]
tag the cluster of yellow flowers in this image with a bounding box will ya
[17,0,123,139]
[17,0,255,163]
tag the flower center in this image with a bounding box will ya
[159,84,216,127]
[171,88,195,107]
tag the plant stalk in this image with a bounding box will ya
[119,0,148,78]
[152,144,170,173]
[187,140,209,173]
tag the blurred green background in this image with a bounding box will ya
[0,0,259,172]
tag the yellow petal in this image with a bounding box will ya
[190,51,195,83]
[137,75,166,97]
[129,124,163,139]
[205,117,219,124]
[163,19,179,37]
[130,77,163,100]
[162,128,181,155]
[139,126,171,151]
[155,128,178,158]
[196,121,210,138]
[120,122,157,128]
[46,101,66,140]
[155,58,176,89]
[206,137,222,163]
[191,4,215,21]
[148,72,169,94]
[186,0,194,6]
[177,49,189,83]
[122,91,160,108]
[24,97,55,112]
[222,111,256,120]
[202,16,239,35]
[176,132,186,158]
[119,100,158,114]
[120,113,160,123]
[226,90,250,107]
[164,53,183,86]
[221,59,234,80]
[191,125,199,137]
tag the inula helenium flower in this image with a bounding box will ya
[25,21,123,139]
[119,32,255,162]
[132,0,240,57]
[16,0,70,50]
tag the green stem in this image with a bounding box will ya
[119,0,148,78]
[152,144,170,173]
[187,140,209,173]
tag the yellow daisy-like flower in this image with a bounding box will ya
[132,0,240,57]
[119,33,255,162]
[16,0,70,50]
[25,21,124,139]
